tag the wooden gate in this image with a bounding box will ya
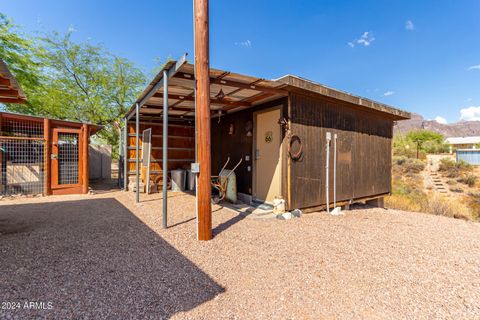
[51,127,84,195]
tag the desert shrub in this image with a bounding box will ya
[393,156,425,175]
[426,196,471,220]
[450,187,463,193]
[457,160,473,171]
[447,169,460,178]
[446,179,457,185]
[390,176,428,209]
[439,158,456,171]
[439,158,472,178]
[392,177,423,196]
[458,174,477,187]
[393,156,407,166]
[465,193,480,220]
[403,158,425,173]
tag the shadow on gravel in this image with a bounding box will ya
[0,198,224,319]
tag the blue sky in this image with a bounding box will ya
[3,0,480,123]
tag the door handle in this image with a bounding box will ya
[51,154,58,160]
[255,149,260,160]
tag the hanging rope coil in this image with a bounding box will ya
[289,134,303,161]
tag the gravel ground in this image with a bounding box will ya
[1,189,480,319]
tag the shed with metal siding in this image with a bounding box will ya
[457,149,480,165]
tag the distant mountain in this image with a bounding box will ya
[394,113,480,137]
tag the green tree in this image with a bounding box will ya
[0,13,43,112]
[3,26,146,158]
[36,31,146,157]
[406,130,446,158]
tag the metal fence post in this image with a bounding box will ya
[163,70,169,229]
[123,118,128,191]
[135,103,140,203]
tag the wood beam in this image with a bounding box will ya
[223,92,275,112]
[152,92,251,107]
[143,104,193,112]
[174,72,286,95]
[194,0,212,241]
[0,88,20,97]
[170,91,194,108]
[0,97,26,103]
[0,78,11,87]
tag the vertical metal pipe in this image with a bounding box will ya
[194,0,212,240]
[333,133,337,208]
[325,132,331,214]
[123,118,128,191]
[118,127,122,188]
[135,103,140,203]
[162,70,168,229]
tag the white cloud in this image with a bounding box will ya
[460,106,480,121]
[347,32,375,47]
[235,40,252,48]
[405,20,415,31]
[383,91,394,96]
[435,116,447,124]
[357,32,375,46]
[468,64,480,70]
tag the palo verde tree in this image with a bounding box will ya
[406,130,446,158]
[1,21,147,158]
[35,32,146,157]
[1,12,147,157]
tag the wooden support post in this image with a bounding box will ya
[0,114,2,195]
[82,124,89,194]
[194,0,212,240]
[43,119,51,196]
[366,197,384,208]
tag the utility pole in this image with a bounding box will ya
[194,0,212,240]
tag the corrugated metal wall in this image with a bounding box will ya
[457,150,480,165]
[289,92,393,209]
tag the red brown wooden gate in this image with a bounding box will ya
[51,127,84,195]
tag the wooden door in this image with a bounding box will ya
[51,128,83,194]
[254,108,282,203]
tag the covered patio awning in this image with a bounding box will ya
[125,54,288,120]
[0,59,27,104]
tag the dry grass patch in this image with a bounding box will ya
[385,194,423,212]
[426,195,471,220]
